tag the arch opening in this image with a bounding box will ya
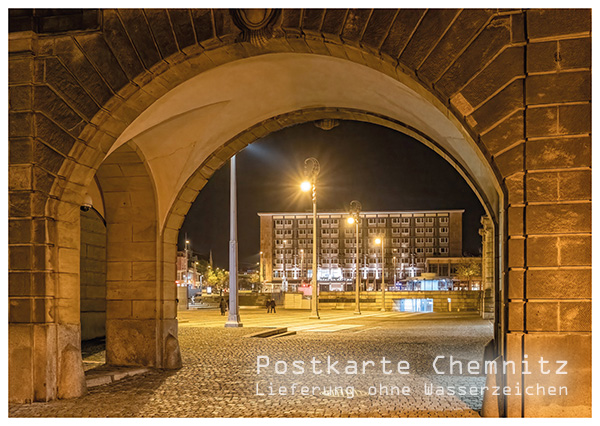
[174,119,498,413]
[46,47,505,410]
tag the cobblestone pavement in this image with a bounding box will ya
[9,310,493,417]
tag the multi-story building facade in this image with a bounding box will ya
[258,210,463,291]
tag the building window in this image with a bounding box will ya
[440,217,449,224]
[298,219,313,227]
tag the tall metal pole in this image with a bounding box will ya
[283,240,287,291]
[354,218,361,314]
[348,200,362,315]
[310,178,320,319]
[226,155,242,327]
[300,250,304,284]
[259,251,263,283]
[381,235,386,311]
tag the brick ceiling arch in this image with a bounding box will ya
[85,51,502,232]
[29,9,531,216]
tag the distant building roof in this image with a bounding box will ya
[258,209,465,216]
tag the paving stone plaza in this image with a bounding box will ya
[10,310,492,417]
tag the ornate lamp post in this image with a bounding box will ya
[301,157,320,319]
[347,200,362,315]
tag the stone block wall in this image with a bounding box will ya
[79,209,106,341]
[501,9,592,417]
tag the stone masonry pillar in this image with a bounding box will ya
[479,216,494,320]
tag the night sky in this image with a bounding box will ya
[179,121,485,269]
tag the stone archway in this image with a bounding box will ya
[85,50,506,388]
[8,9,591,416]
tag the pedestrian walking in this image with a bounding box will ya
[266,298,271,313]
[219,298,227,316]
[270,299,276,314]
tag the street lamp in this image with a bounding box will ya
[301,157,320,319]
[375,236,386,311]
[299,249,305,284]
[347,200,362,315]
[282,239,288,292]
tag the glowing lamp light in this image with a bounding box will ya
[375,238,381,245]
[300,181,312,192]
[347,217,355,225]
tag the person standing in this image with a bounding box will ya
[270,299,276,314]
[219,298,227,316]
[266,298,271,313]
